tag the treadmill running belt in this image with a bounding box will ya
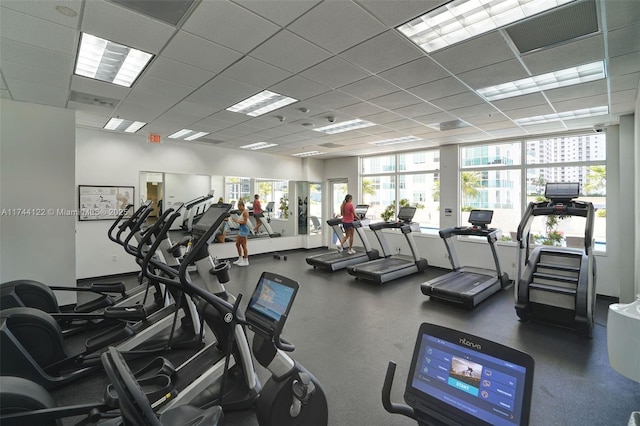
[429,272,496,297]
[350,258,412,275]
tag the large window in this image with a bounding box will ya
[459,133,606,250]
[361,150,440,230]
[255,179,289,218]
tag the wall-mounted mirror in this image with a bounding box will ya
[296,181,322,236]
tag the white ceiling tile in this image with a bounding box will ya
[502,105,556,120]
[300,56,370,89]
[544,80,607,103]
[354,0,449,27]
[338,102,388,118]
[610,73,640,92]
[608,51,640,77]
[249,30,331,73]
[378,57,450,89]
[361,110,405,124]
[81,0,175,54]
[1,0,81,29]
[0,38,74,75]
[233,0,321,27]
[305,90,360,110]
[551,94,608,112]
[393,102,440,118]
[448,103,500,119]
[269,76,330,101]
[413,111,458,126]
[522,34,605,75]
[74,109,112,127]
[458,59,529,90]
[183,1,280,53]
[428,91,485,110]
[610,89,638,105]
[369,91,422,110]
[161,31,243,73]
[605,0,640,31]
[606,22,640,58]
[338,76,398,100]
[167,100,220,120]
[5,78,68,107]
[221,56,291,89]
[145,57,215,88]
[287,1,386,54]
[1,89,11,99]
[126,77,194,105]
[0,6,77,55]
[1,60,69,89]
[339,30,423,74]
[430,31,516,74]
[407,77,468,102]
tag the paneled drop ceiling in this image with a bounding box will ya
[0,0,638,159]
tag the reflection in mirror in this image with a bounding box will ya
[309,182,322,235]
[139,171,219,229]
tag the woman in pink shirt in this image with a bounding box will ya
[252,194,263,234]
[337,194,356,254]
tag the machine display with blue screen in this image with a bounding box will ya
[246,272,298,335]
[405,323,534,426]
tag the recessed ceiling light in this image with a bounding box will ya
[397,0,576,53]
[515,106,608,125]
[168,129,209,141]
[104,118,146,133]
[55,5,78,17]
[293,151,324,157]
[313,119,376,135]
[75,33,153,87]
[226,90,298,117]
[240,142,279,150]
[370,136,422,146]
[477,61,605,101]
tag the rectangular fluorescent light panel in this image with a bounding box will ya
[168,129,209,141]
[370,136,422,146]
[104,118,146,133]
[313,119,376,135]
[515,106,608,125]
[478,61,605,101]
[240,142,279,150]
[293,151,324,157]
[226,90,298,117]
[75,33,153,87]
[397,0,576,53]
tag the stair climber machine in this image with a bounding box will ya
[514,183,596,337]
[0,201,166,335]
[306,204,380,271]
[347,206,428,285]
[382,322,535,426]
[0,204,205,390]
[421,210,511,309]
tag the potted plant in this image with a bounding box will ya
[279,197,289,219]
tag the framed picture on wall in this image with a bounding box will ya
[78,185,135,221]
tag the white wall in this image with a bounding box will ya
[636,94,640,297]
[75,127,311,278]
[0,99,76,304]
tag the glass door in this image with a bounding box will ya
[329,179,348,245]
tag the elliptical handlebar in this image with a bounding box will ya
[381,361,416,420]
[108,203,135,244]
[114,200,153,244]
[121,204,156,258]
[273,314,295,352]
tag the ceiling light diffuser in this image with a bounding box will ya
[103,118,146,133]
[515,106,608,125]
[313,119,376,135]
[397,0,576,53]
[226,90,298,117]
[478,61,605,101]
[293,151,324,157]
[370,136,423,146]
[240,142,279,150]
[75,33,153,87]
[168,129,209,141]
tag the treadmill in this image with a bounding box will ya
[347,207,428,285]
[420,209,511,309]
[305,205,379,271]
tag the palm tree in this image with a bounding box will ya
[361,178,376,202]
[461,171,482,204]
[584,166,606,195]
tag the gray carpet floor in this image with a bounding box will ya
[52,248,639,425]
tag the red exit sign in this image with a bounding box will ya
[148,133,161,144]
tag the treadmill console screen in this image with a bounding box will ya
[468,210,493,226]
[405,323,534,426]
[191,203,232,236]
[355,204,369,219]
[398,207,417,222]
[544,183,579,200]
[246,272,299,336]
